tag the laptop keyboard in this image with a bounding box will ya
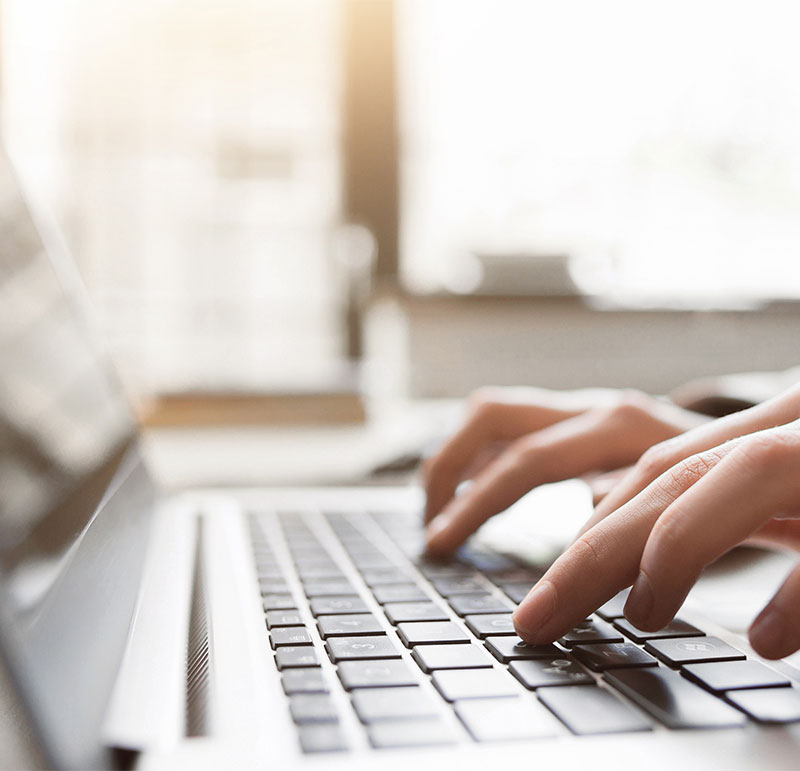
[246,508,800,753]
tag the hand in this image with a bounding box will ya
[512,384,800,660]
[423,386,708,557]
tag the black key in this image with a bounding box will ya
[559,619,624,647]
[384,602,450,624]
[351,686,439,723]
[510,657,594,688]
[683,660,791,692]
[499,582,531,604]
[326,636,400,662]
[397,621,470,647]
[726,687,800,723]
[572,642,658,672]
[259,579,289,594]
[455,697,559,741]
[265,609,302,629]
[270,626,313,648]
[595,589,630,620]
[604,667,747,728]
[296,565,346,580]
[432,668,519,701]
[317,614,384,638]
[484,636,561,664]
[360,567,412,586]
[449,593,513,616]
[373,584,428,604]
[367,718,455,748]
[465,613,516,638]
[297,724,348,753]
[645,636,746,666]
[538,685,651,734]
[613,617,704,643]
[432,577,486,596]
[282,668,328,695]
[302,580,357,598]
[275,646,319,669]
[289,694,338,724]
[418,562,476,580]
[412,643,493,673]
[310,596,370,616]
[337,659,418,689]
[262,594,295,611]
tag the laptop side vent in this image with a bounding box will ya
[185,519,210,737]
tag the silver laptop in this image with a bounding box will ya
[1,145,799,771]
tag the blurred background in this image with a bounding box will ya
[3,0,800,407]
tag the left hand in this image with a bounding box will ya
[512,385,800,660]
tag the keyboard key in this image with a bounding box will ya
[418,562,476,580]
[465,614,516,638]
[265,609,303,629]
[298,724,348,753]
[432,577,486,596]
[397,621,470,647]
[270,627,313,648]
[499,582,531,604]
[296,565,346,580]
[683,660,791,692]
[317,614,384,637]
[595,589,630,620]
[325,636,400,662]
[258,579,289,594]
[351,686,439,723]
[510,657,594,688]
[384,602,450,624]
[572,642,658,671]
[289,694,338,724]
[372,584,428,604]
[310,596,369,616]
[613,617,704,643]
[337,659,418,689]
[412,643,494,673]
[432,669,519,701]
[604,667,747,728]
[302,580,357,597]
[484,636,561,664]
[367,718,455,748]
[350,554,393,569]
[449,593,513,616]
[262,594,296,611]
[726,687,800,723]
[275,646,319,669]
[559,619,624,647]
[644,636,746,666]
[360,567,412,586]
[538,685,651,734]
[282,668,329,695]
[455,697,559,741]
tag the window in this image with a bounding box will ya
[399,0,800,304]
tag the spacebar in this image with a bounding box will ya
[603,667,747,729]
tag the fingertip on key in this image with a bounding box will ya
[512,580,556,643]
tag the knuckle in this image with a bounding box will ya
[467,387,502,413]
[572,531,608,569]
[733,431,800,473]
[637,442,674,479]
[666,452,718,490]
[607,389,655,423]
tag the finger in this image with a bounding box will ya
[426,403,680,558]
[512,441,739,643]
[750,561,800,659]
[423,400,578,523]
[625,429,800,631]
[587,467,632,506]
[745,519,800,552]
[578,386,800,537]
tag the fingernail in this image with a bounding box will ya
[513,581,556,640]
[626,571,654,628]
[750,608,785,656]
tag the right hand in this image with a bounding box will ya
[423,386,709,557]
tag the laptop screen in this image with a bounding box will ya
[0,150,153,768]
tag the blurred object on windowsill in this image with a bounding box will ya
[447,251,579,297]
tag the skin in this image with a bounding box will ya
[423,384,800,659]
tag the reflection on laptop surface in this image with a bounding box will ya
[0,144,799,770]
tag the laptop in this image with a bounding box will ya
[1,144,799,771]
